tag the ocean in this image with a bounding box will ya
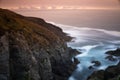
[50,23,120,80]
[14,9,120,31]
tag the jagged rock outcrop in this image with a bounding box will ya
[87,62,120,80]
[106,48,120,56]
[0,8,78,80]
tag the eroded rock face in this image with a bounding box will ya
[0,34,9,80]
[0,9,78,80]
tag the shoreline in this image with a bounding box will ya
[50,23,118,80]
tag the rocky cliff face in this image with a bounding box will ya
[0,9,78,80]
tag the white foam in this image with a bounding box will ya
[76,45,98,57]
[48,22,120,37]
[98,65,108,70]
[108,40,120,44]
[76,64,83,71]
[48,22,120,80]
[69,77,76,80]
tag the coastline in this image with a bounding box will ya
[50,22,120,80]
[0,8,120,80]
[87,49,120,80]
[0,8,79,80]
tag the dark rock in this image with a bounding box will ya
[88,66,94,70]
[104,62,120,80]
[105,55,117,61]
[73,57,80,64]
[0,35,9,80]
[91,61,101,66]
[87,70,104,80]
[88,61,101,70]
[106,48,120,56]
[88,62,120,80]
[69,48,80,57]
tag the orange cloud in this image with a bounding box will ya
[47,6,52,10]
[35,6,41,9]
[55,6,63,9]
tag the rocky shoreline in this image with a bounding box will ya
[87,48,120,80]
[0,8,79,80]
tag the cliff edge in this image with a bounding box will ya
[0,8,78,80]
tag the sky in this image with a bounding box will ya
[0,0,120,10]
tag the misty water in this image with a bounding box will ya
[50,22,120,80]
[15,9,120,80]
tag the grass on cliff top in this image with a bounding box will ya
[0,8,60,47]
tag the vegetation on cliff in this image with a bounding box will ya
[0,8,78,80]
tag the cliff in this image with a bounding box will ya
[0,8,78,80]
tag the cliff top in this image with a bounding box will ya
[0,8,68,47]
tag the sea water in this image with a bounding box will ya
[49,23,120,80]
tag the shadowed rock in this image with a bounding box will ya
[91,60,101,66]
[0,8,78,80]
[105,55,117,61]
[106,48,120,56]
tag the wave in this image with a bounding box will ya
[48,21,120,37]
[76,45,99,57]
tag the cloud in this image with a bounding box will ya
[55,6,63,9]
[0,0,120,7]
[47,6,52,10]
[35,7,41,9]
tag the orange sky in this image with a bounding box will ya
[0,0,120,9]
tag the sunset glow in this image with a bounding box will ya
[55,6,64,10]
[46,6,53,10]
[0,0,120,80]
[1,6,120,10]
[0,0,120,10]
